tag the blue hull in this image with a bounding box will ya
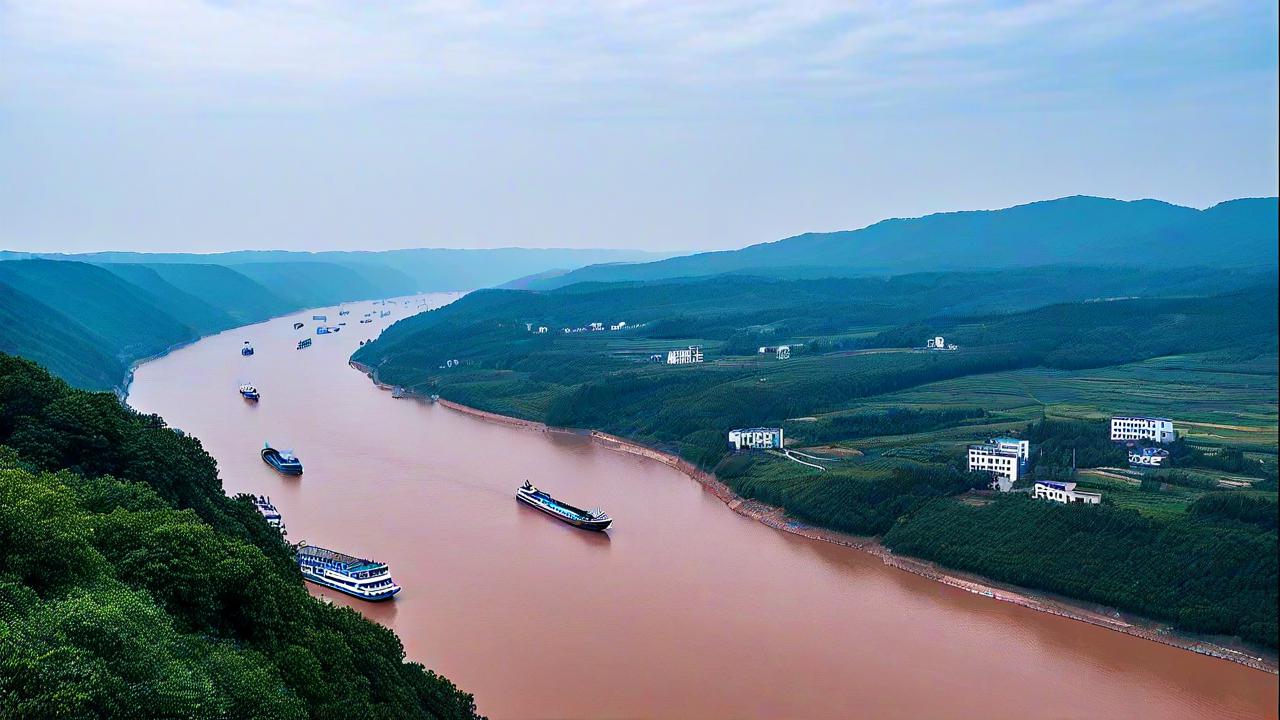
[302,574,400,601]
[262,448,303,475]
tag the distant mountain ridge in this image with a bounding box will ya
[1,247,672,291]
[517,196,1279,289]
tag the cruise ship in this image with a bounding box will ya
[296,544,401,601]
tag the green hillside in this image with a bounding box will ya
[0,260,197,362]
[0,283,125,389]
[524,196,1279,289]
[0,353,481,718]
[138,263,296,324]
[97,263,236,334]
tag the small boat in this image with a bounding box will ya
[429,394,440,402]
[338,322,347,326]
[360,318,372,324]
[241,342,254,356]
[297,338,312,350]
[292,322,304,330]
[251,495,285,532]
[391,386,406,399]
[380,311,391,318]
[338,309,350,316]
[262,443,303,475]
[516,480,611,531]
[296,543,401,601]
[312,314,327,321]
[239,384,260,401]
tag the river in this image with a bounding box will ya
[126,294,1279,720]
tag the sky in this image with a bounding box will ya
[1,1,1276,253]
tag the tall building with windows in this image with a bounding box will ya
[1110,416,1175,444]
[968,442,1022,491]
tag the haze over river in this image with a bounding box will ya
[127,294,1278,719]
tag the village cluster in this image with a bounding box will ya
[965,416,1177,504]
[722,415,1181,508]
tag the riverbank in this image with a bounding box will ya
[372,370,1277,674]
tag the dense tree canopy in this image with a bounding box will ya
[0,354,481,719]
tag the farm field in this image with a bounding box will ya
[865,351,1278,451]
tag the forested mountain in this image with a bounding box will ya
[519,196,1279,289]
[2,247,671,292]
[0,354,481,718]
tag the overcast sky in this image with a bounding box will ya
[1,0,1276,253]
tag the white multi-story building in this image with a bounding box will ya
[610,321,627,331]
[589,322,604,331]
[728,427,784,450]
[927,335,946,348]
[1110,416,1176,444]
[1034,481,1102,505]
[968,443,1021,491]
[667,346,704,365]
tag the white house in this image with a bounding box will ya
[667,346,704,365]
[589,322,604,331]
[927,335,946,348]
[1129,447,1170,467]
[536,326,549,334]
[728,427,784,450]
[775,345,791,360]
[968,443,1021,491]
[610,321,627,331]
[1034,481,1102,505]
[1110,416,1176,444]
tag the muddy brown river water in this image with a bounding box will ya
[126,294,1278,719]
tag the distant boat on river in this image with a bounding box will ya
[241,342,254,356]
[297,543,401,601]
[239,384,260,401]
[297,338,312,349]
[262,443,303,475]
[292,322,304,330]
[517,480,612,531]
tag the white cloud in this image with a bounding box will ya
[1,0,1265,111]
